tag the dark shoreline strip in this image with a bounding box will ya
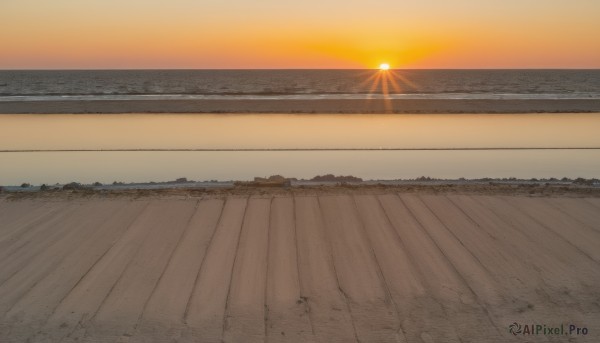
[1,99,600,114]
[1,148,600,153]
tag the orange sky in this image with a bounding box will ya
[1,0,599,69]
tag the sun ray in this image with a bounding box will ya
[361,65,419,112]
[367,72,382,99]
[381,73,390,98]
[359,71,381,90]
[390,70,419,90]
[386,72,403,94]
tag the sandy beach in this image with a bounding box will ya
[0,186,598,342]
[2,99,600,114]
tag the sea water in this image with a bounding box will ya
[1,70,599,101]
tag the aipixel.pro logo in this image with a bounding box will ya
[508,322,588,337]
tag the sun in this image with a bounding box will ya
[379,63,390,71]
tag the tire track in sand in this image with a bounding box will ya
[3,200,149,342]
[265,196,314,342]
[504,196,600,262]
[395,194,504,342]
[544,198,600,233]
[318,195,400,342]
[295,196,356,343]
[0,201,121,317]
[221,197,271,343]
[51,200,195,342]
[355,194,461,342]
[78,200,198,342]
[184,197,248,342]
[448,194,600,339]
[132,198,224,342]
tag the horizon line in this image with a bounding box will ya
[2,68,600,71]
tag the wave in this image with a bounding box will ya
[2,70,599,100]
[1,92,600,102]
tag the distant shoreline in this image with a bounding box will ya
[3,176,599,195]
[3,180,600,199]
[2,99,600,114]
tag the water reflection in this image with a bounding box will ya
[1,113,599,184]
[1,113,599,150]
[1,150,599,185]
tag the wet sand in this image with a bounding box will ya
[2,99,600,114]
[0,188,599,342]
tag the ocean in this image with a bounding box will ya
[1,69,599,101]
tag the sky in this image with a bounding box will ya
[1,0,599,69]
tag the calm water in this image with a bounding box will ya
[1,70,599,101]
[1,113,599,185]
[1,150,599,185]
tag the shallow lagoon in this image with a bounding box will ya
[1,113,599,184]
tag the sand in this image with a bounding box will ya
[2,99,600,114]
[0,189,599,342]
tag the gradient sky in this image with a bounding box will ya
[1,0,599,69]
